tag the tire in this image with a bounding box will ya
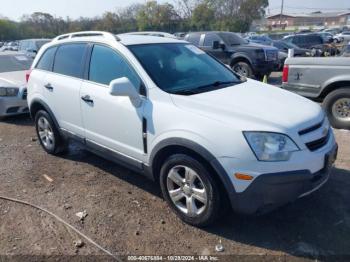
[34,110,67,154]
[231,61,253,78]
[322,88,350,129]
[159,154,222,227]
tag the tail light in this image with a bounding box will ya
[25,69,32,83]
[282,65,289,83]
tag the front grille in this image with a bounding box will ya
[265,50,278,61]
[299,117,330,152]
[305,130,330,152]
[298,120,324,135]
[22,89,27,100]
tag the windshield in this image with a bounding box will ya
[0,55,33,73]
[283,41,299,49]
[128,43,242,95]
[219,32,248,45]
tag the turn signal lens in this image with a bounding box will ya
[234,173,254,181]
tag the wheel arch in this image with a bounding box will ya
[320,80,350,100]
[29,98,60,129]
[149,138,234,204]
[230,54,253,67]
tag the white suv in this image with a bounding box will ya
[27,31,338,226]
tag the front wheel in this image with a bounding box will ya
[160,154,222,227]
[231,61,253,78]
[323,88,350,129]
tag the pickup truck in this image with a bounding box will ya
[282,57,350,129]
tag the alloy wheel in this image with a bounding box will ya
[332,98,350,122]
[37,116,55,150]
[166,165,208,217]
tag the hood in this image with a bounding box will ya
[229,42,277,51]
[0,71,27,88]
[170,79,323,133]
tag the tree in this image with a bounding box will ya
[136,1,180,32]
[191,2,215,30]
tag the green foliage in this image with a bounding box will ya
[0,0,269,40]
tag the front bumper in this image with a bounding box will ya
[0,92,28,117]
[228,144,338,215]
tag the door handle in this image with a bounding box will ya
[81,95,94,104]
[44,83,53,91]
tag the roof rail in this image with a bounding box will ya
[53,31,120,42]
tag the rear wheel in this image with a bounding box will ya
[323,88,350,129]
[160,154,222,227]
[35,110,67,154]
[231,61,253,78]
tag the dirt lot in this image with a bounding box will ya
[0,115,349,261]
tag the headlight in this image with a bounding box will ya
[0,87,19,97]
[244,132,299,161]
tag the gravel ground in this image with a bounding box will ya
[0,115,349,261]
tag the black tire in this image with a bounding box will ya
[231,61,253,78]
[159,154,222,227]
[34,110,67,154]
[322,88,350,129]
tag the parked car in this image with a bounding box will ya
[245,35,273,46]
[282,57,350,129]
[323,28,342,35]
[334,31,350,43]
[272,40,310,57]
[174,32,186,39]
[184,32,279,79]
[18,39,51,58]
[121,31,177,39]
[2,42,19,51]
[0,53,33,119]
[28,31,337,226]
[316,32,334,43]
[282,34,328,56]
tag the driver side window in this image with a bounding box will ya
[89,45,141,91]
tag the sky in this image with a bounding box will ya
[268,0,350,15]
[1,0,349,21]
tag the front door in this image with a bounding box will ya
[80,44,145,161]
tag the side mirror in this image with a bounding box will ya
[212,41,220,50]
[109,77,142,107]
[220,42,226,50]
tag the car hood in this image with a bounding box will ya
[170,79,323,133]
[228,42,276,51]
[0,71,26,88]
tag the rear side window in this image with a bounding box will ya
[186,34,201,46]
[36,47,57,71]
[89,44,140,89]
[203,34,221,47]
[53,44,86,78]
[309,36,322,45]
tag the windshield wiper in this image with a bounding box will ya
[195,80,240,90]
[172,81,240,96]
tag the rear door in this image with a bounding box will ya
[43,43,87,136]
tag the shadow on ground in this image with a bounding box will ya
[63,141,350,258]
[1,114,33,126]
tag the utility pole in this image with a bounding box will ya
[279,0,284,27]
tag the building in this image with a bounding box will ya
[266,11,350,29]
